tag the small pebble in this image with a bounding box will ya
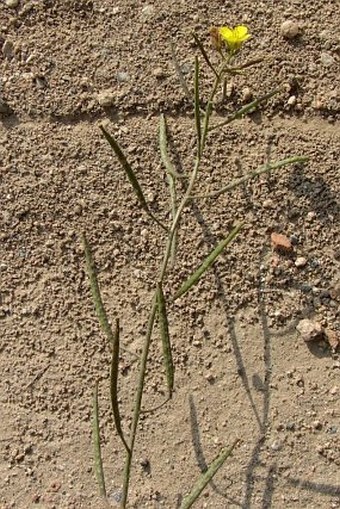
[205,373,215,384]
[327,426,338,434]
[141,5,155,18]
[109,489,123,503]
[290,234,299,245]
[153,67,164,79]
[2,40,14,59]
[296,319,324,343]
[5,0,19,6]
[319,30,332,41]
[295,257,307,268]
[329,386,338,395]
[287,95,297,107]
[242,87,252,102]
[320,52,335,67]
[181,62,192,75]
[96,89,115,107]
[116,71,130,83]
[226,83,234,98]
[271,232,293,252]
[312,97,324,110]
[271,440,282,451]
[329,281,340,300]
[263,199,273,208]
[280,20,300,39]
[140,458,150,470]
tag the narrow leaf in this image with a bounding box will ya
[100,125,167,231]
[180,440,239,509]
[82,233,138,358]
[100,125,149,210]
[192,32,218,77]
[193,156,309,199]
[174,223,243,300]
[121,296,159,506]
[157,282,174,398]
[209,89,280,132]
[110,318,130,452]
[92,382,107,498]
[230,56,263,71]
[159,114,179,266]
[82,233,115,346]
[194,56,201,157]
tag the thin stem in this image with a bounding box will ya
[192,32,219,78]
[209,89,280,132]
[192,156,309,199]
[200,63,225,156]
[121,298,158,507]
[120,57,226,508]
[221,53,233,104]
[222,77,227,103]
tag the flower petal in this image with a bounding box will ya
[234,25,250,41]
[219,26,235,42]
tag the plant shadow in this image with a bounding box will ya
[166,124,338,508]
[287,165,339,224]
[181,216,337,507]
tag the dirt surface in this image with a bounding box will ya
[1,1,339,508]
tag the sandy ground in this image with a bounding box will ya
[1,1,339,508]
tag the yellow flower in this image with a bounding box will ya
[219,25,251,52]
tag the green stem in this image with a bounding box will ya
[209,89,280,132]
[120,58,226,508]
[121,298,158,507]
[192,156,309,199]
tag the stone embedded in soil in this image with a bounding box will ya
[296,319,324,343]
[263,198,273,208]
[271,232,293,252]
[2,40,14,59]
[153,67,165,79]
[320,52,335,67]
[329,281,340,300]
[116,71,130,83]
[141,4,155,19]
[241,86,252,102]
[325,329,339,352]
[280,20,300,39]
[96,89,115,107]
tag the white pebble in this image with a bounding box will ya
[141,5,155,18]
[295,257,307,268]
[280,20,300,39]
[5,0,19,7]
[116,71,130,83]
[287,95,297,106]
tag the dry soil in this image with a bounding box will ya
[0,1,339,508]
